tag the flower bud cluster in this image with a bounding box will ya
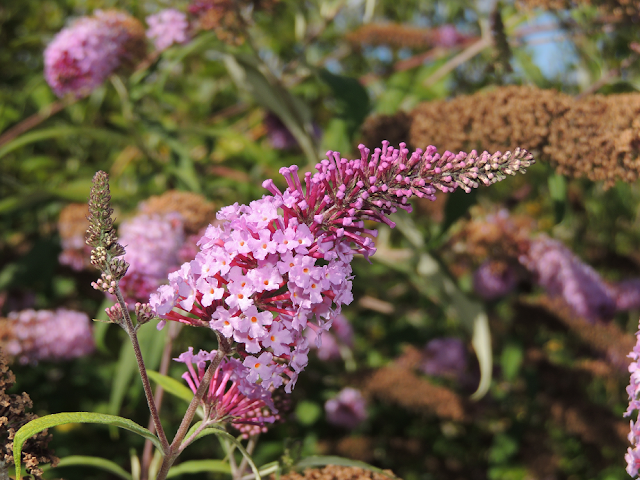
[175,348,278,438]
[105,304,124,323]
[134,303,154,325]
[263,142,533,260]
[92,273,118,294]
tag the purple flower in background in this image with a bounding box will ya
[118,212,185,304]
[325,387,367,429]
[146,9,190,52]
[44,10,145,98]
[306,313,354,361]
[613,278,640,311]
[263,112,322,150]
[434,25,468,47]
[2,309,95,364]
[520,236,616,322]
[421,337,467,379]
[473,259,518,300]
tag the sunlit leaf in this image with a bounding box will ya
[46,455,132,480]
[167,459,232,477]
[146,370,194,404]
[13,412,161,480]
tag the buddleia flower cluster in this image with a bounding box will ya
[0,309,94,365]
[151,141,534,415]
[44,10,146,98]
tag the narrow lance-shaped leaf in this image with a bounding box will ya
[13,412,162,480]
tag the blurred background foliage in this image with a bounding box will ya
[2,0,640,479]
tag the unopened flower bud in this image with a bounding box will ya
[105,304,124,323]
[134,302,154,325]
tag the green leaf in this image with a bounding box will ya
[512,49,546,88]
[146,370,194,404]
[93,298,115,354]
[13,412,161,480]
[223,53,318,166]
[108,325,167,437]
[500,343,524,382]
[548,173,567,223]
[317,69,370,139]
[108,336,140,432]
[441,188,478,235]
[295,456,396,478]
[0,126,126,159]
[295,400,322,426]
[167,459,232,477]
[470,312,492,400]
[377,216,493,399]
[0,191,52,215]
[189,426,261,480]
[47,455,132,480]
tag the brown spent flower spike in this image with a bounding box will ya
[274,465,401,480]
[409,86,640,187]
[0,350,58,479]
[139,190,216,235]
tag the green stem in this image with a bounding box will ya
[114,287,170,455]
[155,336,231,480]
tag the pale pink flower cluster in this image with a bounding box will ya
[118,212,185,305]
[44,10,142,97]
[519,236,617,322]
[325,387,367,429]
[152,142,533,400]
[146,9,190,52]
[175,348,278,438]
[151,195,354,395]
[626,318,640,476]
[3,308,95,364]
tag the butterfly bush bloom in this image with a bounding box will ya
[520,236,616,322]
[614,279,640,311]
[146,9,190,52]
[473,259,518,300]
[44,10,146,97]
[1,309,94,365]
[175,348,278,438]
[421,337,467,379]
[151,142,534,399]
[626,317,640,476]
[325,387,367,429]
[117,212,185,305]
